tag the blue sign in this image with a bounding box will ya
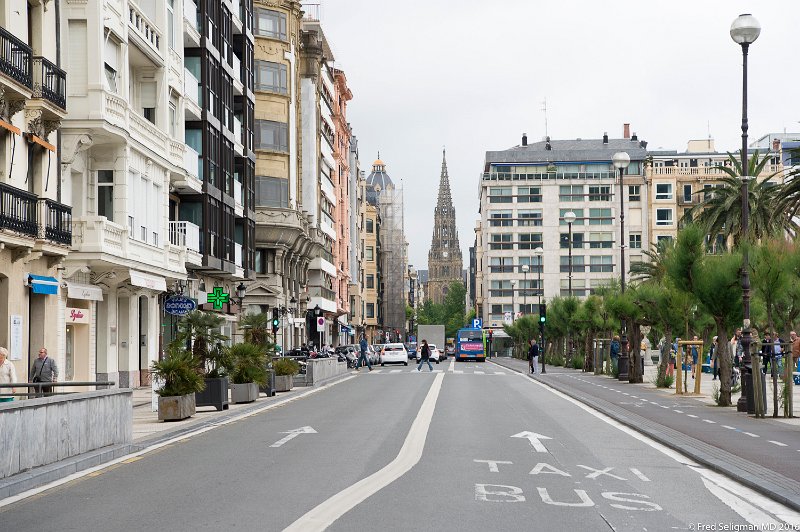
[164,295,197,316]
[472,318,483,329]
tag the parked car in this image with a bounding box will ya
[405,342,418,360]
[380,343,409,366]
[427,344,442,363]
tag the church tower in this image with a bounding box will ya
[426,150,463,305]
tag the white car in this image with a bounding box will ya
[380,343,409,366]
[427,344,442,363]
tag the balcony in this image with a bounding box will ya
[233,178,243,206]
[31,57,66,112]
[184,68,201,119]
[129,112,168,160]
[309,285,336,301]
[169,139,186,168]
[0,26,32,90]
[0,182,38,238]
[38,199,72,246]
[129,2,163,61]
[234,242,242,267]
[183,0,200,44]
[184,145,200,179]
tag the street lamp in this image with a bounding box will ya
[731,13,760,414]
[563,211,577,297]
[510,279,517,322]
[521,264,530,314]
[535,246,546,374]
[613,151,631,381]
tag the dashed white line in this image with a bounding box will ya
[687,414,699,418]
[742,432,760,438]
[769,441,787,447]
[723,425,737,430]
[474,371,485,375]
[659,405,669,409]
[622,392,630,396]
[674,410,684,413]
[703,420,717,424]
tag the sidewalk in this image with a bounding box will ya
[490,356,800,513]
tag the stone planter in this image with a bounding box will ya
[158,394,196,421]
[231,382,259,404]
[273,374,294,392]
[195,376,229,411]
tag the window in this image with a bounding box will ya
[517,209,542,226]
[97,170,114,221]
[255,8,287,40]
[488,210,513,227]
[366,219,374,233]
[366,274,374,289]
[489,233,513,250]
[254,176,289,208]
[169,97,179,138]
[559,209,584,225]
[588,232,613,248]
[489,280,513,297]
[519,255,543,272]
[517,233,543,250]
[683,184,693,203]
[366,303,375,319]
[656,209,673,226]
[254,249,276,274]
[366,246,374,261]
[559,185,583,202]
[104,64,117,93]
[140,81,157,124]
[489,257,514,273]
[629,233,642,249]
[590,256,613,273]
[628,185,640,202]
[655,183,673,200]
[588,185,611,201]
[254,120,288,151]
[167,0,176,50]
[104,38,118,93]
[588,208,612,225]
[488,187,513,203]
[560,278,586,296]
[657,235,674,244]
[560,232,584,249]
[517,186,542,203]
[560,255,586,272]
[255,60,288,94]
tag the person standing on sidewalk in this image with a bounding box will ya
[417,340,433,372]
[0,347,17,402]
[356,334,372,371]
[30,347,58,396]
[690,336,699,379]
[790,331,800,373]
[528,338,540,374]
[710,336,719,381]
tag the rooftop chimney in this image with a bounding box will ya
[631,132,638,141]
[623,123,631,139]
[603,132,608,144]
[640,140,648,149]
[522,133,528,146]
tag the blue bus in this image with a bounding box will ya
[455,327,485,362]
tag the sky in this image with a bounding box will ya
[314,0,800,270]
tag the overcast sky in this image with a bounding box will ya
[315,0,800,270]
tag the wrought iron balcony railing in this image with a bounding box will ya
[32,56,66,110]
[40,199,72,245]
[0,182,38,237]
[0,26,32,88]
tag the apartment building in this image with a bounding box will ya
[59,0,254,387]
[348,142,364,338]
[362,201,381,343]
[0,2,70,381]
[477,132,647,327]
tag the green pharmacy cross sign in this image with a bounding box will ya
[207,287,230,309]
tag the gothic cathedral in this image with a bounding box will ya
[426,150,463,305]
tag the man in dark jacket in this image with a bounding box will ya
[357,335,372,371]
[30,347,58,396]
[528,339,540,374]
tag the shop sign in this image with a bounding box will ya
[164,296,197,316]
[67,307,91,324]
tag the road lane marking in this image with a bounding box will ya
[674,410,684,413]
[475,370,485,375]
[702,420,716,424]
[686,414,698,418]
[510,431,552,453]
[270,426,317,448]
[390,369,401,373]
[742,432,760,438]
[285,372,445,531]
[769,441,788,447]
[722,425,736,430]
[494,372,507,375]
[630,468,650,482]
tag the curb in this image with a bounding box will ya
[491,359,800,513]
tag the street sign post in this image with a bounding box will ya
[472,318,483,329]
[164,295,197,316]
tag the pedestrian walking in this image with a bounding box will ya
[30,347,58,396]
[0,347,17,402]
[761,332,773,375]
[610,336,620,366]
[417,340,433,371]
[356,334,372,371]
[790,331,800,373]
[690,336,699,379]
[710,336,719,381]
[731,329,743,367]
[528,338,540,374]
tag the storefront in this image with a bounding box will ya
[63,281,103,383]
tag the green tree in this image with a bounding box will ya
[239,312,272,348]
[417,281,470,338]
[177,311,230,377]
[630,238,674,283]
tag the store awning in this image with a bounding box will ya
[28,274,59,295]
[129,269,167,292]
[65,282,104,301]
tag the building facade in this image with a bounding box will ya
[362,201,381,342]
[426,150,463,304]
[477,133,647,327]
[0,1,70,381]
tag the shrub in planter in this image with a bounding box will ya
[229,343,269,403]
[177,311,232,410]
[273,357,300,392]
[150,346,204,421]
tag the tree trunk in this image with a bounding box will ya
[716,321,732,406]
[657,326,672,386]
[629,321,643,384]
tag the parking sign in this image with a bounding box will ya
[472,318,483,329]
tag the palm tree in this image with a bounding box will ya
[177,311,228,376]
[630,238,674,284]
[239,312,271,348]
[775,146,800,223]
[684,152,795,246]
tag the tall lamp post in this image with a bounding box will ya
[510,279,517,323]
[521,264,530,314]
[731,13,760,414]
[613,151,631,381]
[564,211,576,362]
[535,246,546,374]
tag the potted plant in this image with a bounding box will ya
[151,345,205,421]
[273,358,300,392]
[229,342,269,403]
[178,311,232,411]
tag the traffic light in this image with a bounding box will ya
[539,303,547,323]
[272,307,280,333]
[488,330,493,342]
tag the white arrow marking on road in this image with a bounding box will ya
[270,426,317,448]
[510,431,552,453]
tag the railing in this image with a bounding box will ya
[231,52,241,80]
[32,56,66,110]
[129,2,162,56]
[234,242,243,267]
[183,0,199,32]
[0,182,38,237]
[39,198,72,245]
[0,26,32,88]
[184,144,200,178]
[482,171,617,181]
[168,220,201,253]
[309,285,336,301]
[184,68,200,106]
[104,91,128,128]
[130,111,168,156]
[233,179,243,205]
[233,115,242,143]
[169,139,186,167]
[0,381,116,398]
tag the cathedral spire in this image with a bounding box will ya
[426,148,463,305]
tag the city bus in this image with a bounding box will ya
[455,327,486,362]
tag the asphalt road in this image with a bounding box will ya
[2,362,798,531]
